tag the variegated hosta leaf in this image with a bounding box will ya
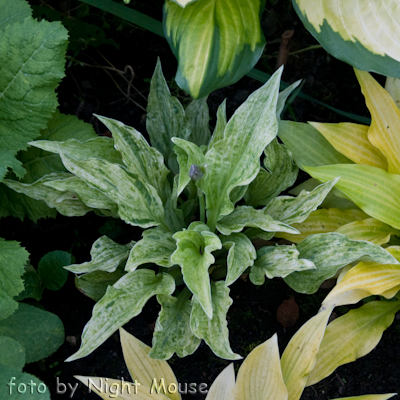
[235,334,288,400]
[59,152,167,229]
[171,222,222,318]
[66,236,132,274]
[293,0,400,78]
[190,281,241,360]
[126,228,176,272]
[307,301,400,387]
[250,245,315,285]
[305,164,400,230]
[284,233,398,294]
[281,307,332,400]
[220,233,256,286]
[207,100,226,150]
[163,0,266,99]
[119,328,180,400]
[245,139,298,208]
[385,76,400,110]
[66,270,175,361]
[216,206,299,236]
[95,116,171,203]
[146,59,191,170]
[185,97,211,147]
[276,208,369,244]
[199,68,282,230]
[206,363,235,400]
[264,178,339,226]
[149,291,201,360]
[276,80,302,119]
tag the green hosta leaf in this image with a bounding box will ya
[37,250,71,290]
[0,303,64,363]
[149,290,201,360]
[66,270,175,362]
[95,115,171,203]
[0,0,32,30]
[185,97,211,146]
[171,222,222,319]
[0,293,18,321]
[67,236,131,274]
[190,281,241,360]
[221,233,256,286]
[293,0,400,79]
[146,59,191,168]
[163,0,266,98]
[250,245,315,285]
[284,233,399,294]
[208,99,227,150]
[216,206,299,236]
[0,336,25,370]
[126,228,176,272]
[264,178,339,225]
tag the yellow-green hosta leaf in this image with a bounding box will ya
[163,0,266,98]
[185,98,211,147]
[66,236,132,274]
[305,164,400,229]
[190,281,241,360]
[307,301,400,386]
[235,334,288,400]
[206,363,235,400]
[281,308,332,400]
[385,76,400,110]
[293,0,400,78]
[66,270,175,362]
[308,122,387,170]
[355,69,400,174]
[119,328,180,400]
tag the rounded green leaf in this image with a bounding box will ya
[0,336,25,370]
[38,250,71,291]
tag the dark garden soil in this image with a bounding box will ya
[3,0,400,398]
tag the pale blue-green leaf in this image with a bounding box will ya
[0,336,25,370]
[0,0,32,30]
[126,228,176,271]
[38,250,71,291]
[208,99,227,150]
[284,233,399,294]
[185,97,211,146]
[250,245,315,285]
[221,233,256,286]
[0,293,18,322]
[190,281,241,360]
[66,270,175,361]
[276,80,302,118]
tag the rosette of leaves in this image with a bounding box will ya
[17,60,397,363]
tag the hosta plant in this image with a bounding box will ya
[7,61,398,363]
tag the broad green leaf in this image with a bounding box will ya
[305,164,400,229]
[67,236,131,274]
[208,100,226,150]
[0,0,32,30]
[308,122,387,169]
[293,0,400,79]
[126,228,176,271]
[0,336,25,370]
[250,245,315,285]
[13,266,43,302]
[95,116,171,203]
[185,97,211,146]
[281,308,332,400]
[265,178,339,226]
[0,303,64,363]
[221,233,256,286]
[307,301,400,386]
[149,291,201,360]
[206,364,235,400]
[163,0,266,99]
[284,233,398,294]
[0,293,18,321]
[278,121,353,170]
[216,206,299,236]
[119,327,180,400]
[66,271,175,362]
[171,223,222,318]
[200,68,282,229]
[190,281,241,360]
[0,150,24,182]
[38,250,71,290]
[235,334,288,400]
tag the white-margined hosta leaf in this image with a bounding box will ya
[293,0,400,79]
[221,233,256,286]
[59,152,167,230]
[66,270,175,362]
[216,206,299,236]
[250,245,315,285]
[208,100,226,150]
[125,228,177,271]
[149,290,201,360]
[66,236,132,274]
[198,68,283,230]
[284,233,399,294]
[190,281,241,360]
[163,0,266,99]
[185,97,211,147]
[171,222,222,319]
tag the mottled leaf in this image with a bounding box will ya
[185,97,211,147]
